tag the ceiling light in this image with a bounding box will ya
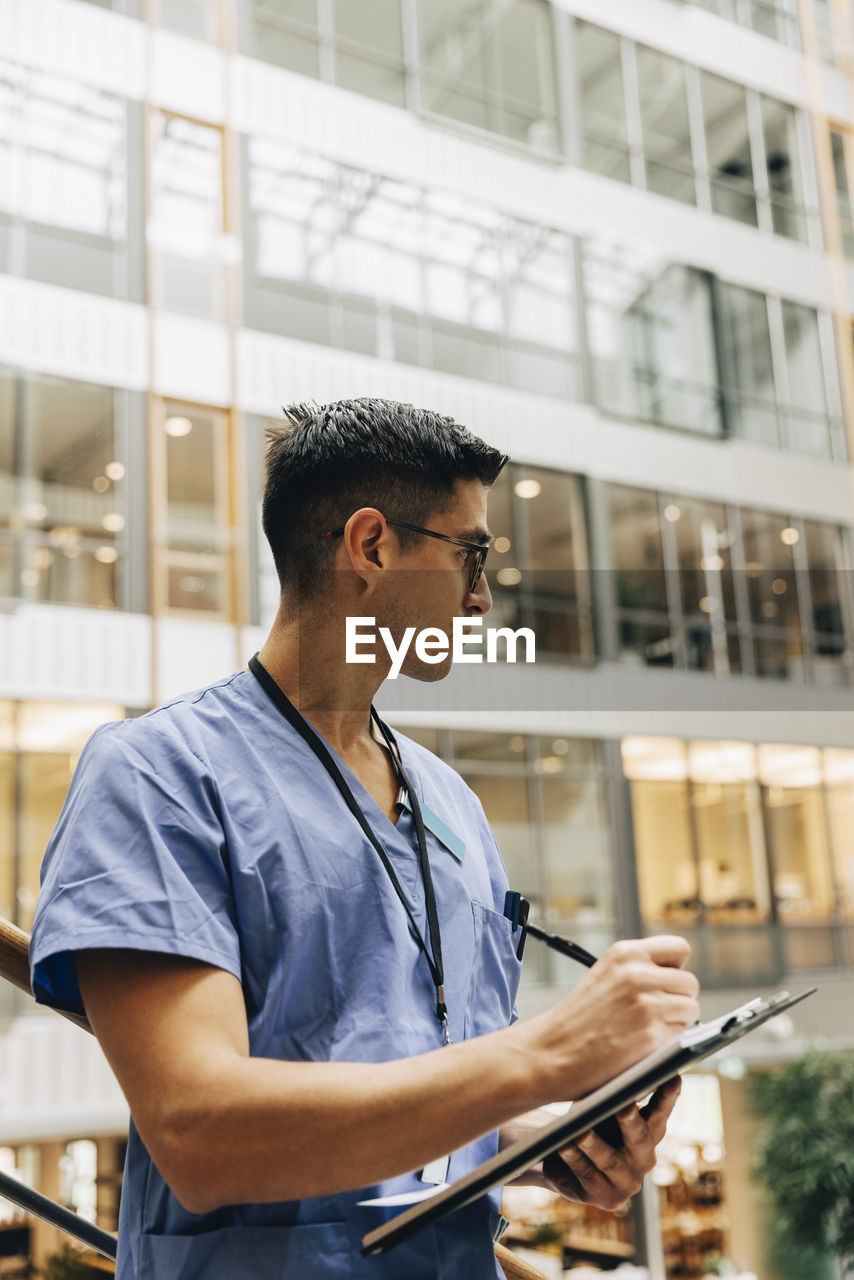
[514,479,541,500]
[494,536,511,554]
[780,526,800,546]
[664,505,681,522]
[21,502,47,522]
[534,756,563,774]
[771,578,788,595]
[497,567,522,586]
[701,555,724,571]
[164,416,193,437]
[95,546,119,564]
[102,513,125,533]
[93,476,110,493]
[105,461,126,481]
[699,596,719,613]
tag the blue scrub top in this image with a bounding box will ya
[30,670,522,1279]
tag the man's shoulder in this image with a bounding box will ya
[86,670,255,761]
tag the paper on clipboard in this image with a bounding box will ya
[361,987,816,1258]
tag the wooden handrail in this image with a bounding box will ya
[0,916,91,1034]
[495,1241,554,1280]
[0,917,549,1280]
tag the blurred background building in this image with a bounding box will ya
[2,0,854,1275]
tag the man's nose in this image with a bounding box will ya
[466,572,492,615]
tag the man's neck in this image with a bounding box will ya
[256,611,384,756]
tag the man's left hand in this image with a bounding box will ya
[540,1078,681,1210]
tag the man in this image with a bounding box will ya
[31,399,699,1279]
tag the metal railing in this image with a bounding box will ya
[0,916,545,1280]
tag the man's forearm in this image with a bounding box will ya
[77,938,699,1213]
[157,1026,544,1213]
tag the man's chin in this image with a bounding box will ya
[400,658,454,683]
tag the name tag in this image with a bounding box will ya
[419,1156,450,1185]
[397,794,466,863]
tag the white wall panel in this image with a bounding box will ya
[151,27,225,123]
[379,662,854,749]
[237,328,854,526]
[554,0,829,115]
[0,1017,128,1144]
[230,59,833,308]
[0,604,152,706]
[154,618,240,704]
[2,0,145,101]
[0,277,148,392]
[152,313,231,407]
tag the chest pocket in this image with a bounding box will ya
[464,901,522,1039]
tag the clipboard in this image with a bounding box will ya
[361,987,815,1257]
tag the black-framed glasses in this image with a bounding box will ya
[326,519,490,593]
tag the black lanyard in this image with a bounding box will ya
[248,654,450,1044]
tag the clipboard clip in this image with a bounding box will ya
[720,995,772,1034]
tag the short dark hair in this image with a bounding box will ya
[262,397,508,599]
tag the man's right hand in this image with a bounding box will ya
[515,935,700,1101]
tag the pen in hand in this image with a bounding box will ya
[503,891,597,967]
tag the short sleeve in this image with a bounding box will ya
[30,719,241,1017]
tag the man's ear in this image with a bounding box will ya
[339,509,395,590]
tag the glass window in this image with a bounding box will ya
[61,1140,98,1224]
[244,138,579,395]
[78,0,142,9]
[150,113,225,318]
[513,468,593,659]
[760,743,835,967]
[459,770,541,915]
[684,0,799,47]
[803,521,850,681]
[154,0,219,39]
[576,23,630,184]
[622,737,698,927]
[716,283,779,447]
[331,0,405,107]
[748,0,799,45]
[740,509,804,679]
[780,302,831,457]
[418,0,559,152]
[671,498,739,674]
[688,740,769,923]
[811,0,842,65]
[610,486,673,666]
[0,61,135,299]
[247,0,321,76]
[0,752,14,924]
[486,467,592,661]
[760,97,807,242]
[635,46,695,206]
[584,244,721,435]
[157,402,232,616]
[824,748,854,916]
[700,72,757,228]
[629,265,719,434]
[0,369,126,610]
[540,773,615,965]
[18,752,76,933]
[830,130,854,257]
[759,745,833,917]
